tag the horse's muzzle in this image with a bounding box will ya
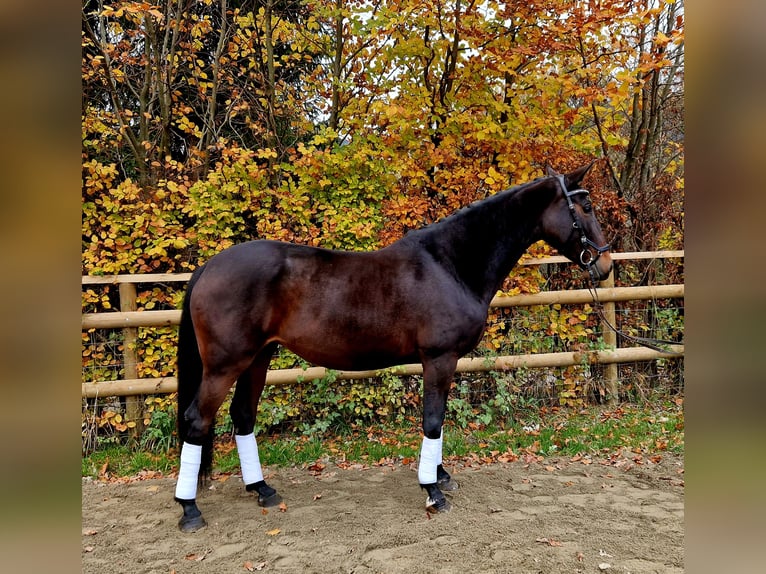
[588,255,613,282]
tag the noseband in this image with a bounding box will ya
[556,175,611,269]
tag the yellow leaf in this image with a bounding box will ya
[266,528,281,536]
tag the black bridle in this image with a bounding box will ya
[556,175,611,272]
[556,175,681,354]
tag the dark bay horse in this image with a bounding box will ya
[174,163,613,531]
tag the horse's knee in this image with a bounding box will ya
[184,403,212,442]
[422,415,443,440]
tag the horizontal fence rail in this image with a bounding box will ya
[82,251,684,400]
[81,284,684,330]
[82,345,683,399]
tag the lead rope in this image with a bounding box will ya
[585,267,682,354]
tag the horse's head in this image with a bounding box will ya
[540,163,613,282]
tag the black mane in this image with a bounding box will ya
[399,176,556,304]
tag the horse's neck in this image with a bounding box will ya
[421,182,554,305]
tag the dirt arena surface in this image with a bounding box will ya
[82,454,684,574]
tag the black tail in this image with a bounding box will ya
[176,265,214,483]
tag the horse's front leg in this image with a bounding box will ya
[419,353,459,513]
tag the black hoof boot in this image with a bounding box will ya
[175,498,207,533]
[421,483,452,513]
[436,464,459,492]
[246,480,283,507]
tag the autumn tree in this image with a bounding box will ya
[82,0,683,273]
[82,0,321,182]
[577,0,685,251]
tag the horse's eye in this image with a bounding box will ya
[582,202,593,214]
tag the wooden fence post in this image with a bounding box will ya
[600,270,619,406]
[119,283,143,441]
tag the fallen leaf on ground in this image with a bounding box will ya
[185,551,208,562]
[535,537,563,547]
[278,501,288,512]
[313,493,322,501]
[82,528,98,536]
[497,452,518,463]
[83,545,95,553]
[266,528,281,536]
[308,462,325,475]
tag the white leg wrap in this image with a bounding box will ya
[235,433,264,485]
[418,431,443,485]
[175,442,202,500]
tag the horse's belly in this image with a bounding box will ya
[276,330,418,372]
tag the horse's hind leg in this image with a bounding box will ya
[176,358,252,532]
[230,343,283,507]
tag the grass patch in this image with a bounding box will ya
[81,400,683,480]
[81,445,176,478]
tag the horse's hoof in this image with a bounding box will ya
[247,480,283,507]
[436,465,458,492]
[426,496,452,514]
[437,476,459,492]
[178,514,207,533]
[258,491,283,507]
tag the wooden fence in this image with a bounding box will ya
[82,251,684,422]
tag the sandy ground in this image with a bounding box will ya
[82,453,684,574]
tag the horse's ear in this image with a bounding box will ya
[566,161,596,187]
[545,164,559,177]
